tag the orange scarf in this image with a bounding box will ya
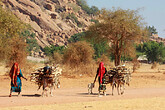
[9,63,20,86]
[98,62,105,84]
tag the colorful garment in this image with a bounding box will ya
[10,69,23,92]
[9,63,20,86]
[9,63,23,92]
[98,62,106,84]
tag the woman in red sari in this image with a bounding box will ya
[9,62,27,97]
[93,62,107,95]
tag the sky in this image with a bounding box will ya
[86,0,165,38]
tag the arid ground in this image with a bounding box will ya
[0,63,165,110]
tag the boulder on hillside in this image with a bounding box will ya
[45,3,55,11]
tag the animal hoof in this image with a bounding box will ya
[57,85,60,88]
[98,95,102,97]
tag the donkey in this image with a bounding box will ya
[111,70,131,95]
[41,75,54,97]
[112,74,125,95]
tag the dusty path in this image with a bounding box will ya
[1,64,165,109]
[0,86,165,108]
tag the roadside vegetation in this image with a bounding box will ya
[1,2,165,75]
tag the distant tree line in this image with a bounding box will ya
[136,41,165,63]
[76,0,99,15]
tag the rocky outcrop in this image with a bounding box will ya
[2,0,93,49]
[150,34,165,45]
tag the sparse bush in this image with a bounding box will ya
[55,5,65,13]
[76,0,99,15]
[97,54,113,69]
[66,13,80,26]
[68,32,85,43]
[6,37,27,67]
[0,7,27,66]
[132,59,140,73]
[48,52,63,65]
[43,45,65,56]
[151,62,157,69]
[63,41,94,68]
[21,30,40,54]
[90,19,99,24]
[68,3,80,13]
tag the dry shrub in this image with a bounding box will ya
[1,37,28,76]
[151,62,157,69]
[63,41,95,75]
[97,54,113,69]
[163,72,165,75]
[132,58,140,73]
[48,52,63,65]
[8,37,27,67]
[0,37,27,67]
[62,62,97,78]
[63,41,94,68]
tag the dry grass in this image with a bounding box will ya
[62,63,97,78]
[1,97,165,110]
[0,63,165,110]
[151,62,157,69]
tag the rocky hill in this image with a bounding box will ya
[150,34,165,45]
[1,0,94,49]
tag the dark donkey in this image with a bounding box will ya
[103,68,131,95]
[41,75,54,97]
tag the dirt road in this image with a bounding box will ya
[0,83,165,108]
[0,64,165,110]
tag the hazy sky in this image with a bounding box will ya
[86,0,165,38]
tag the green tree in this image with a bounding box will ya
[0,7,27,65]
[146,26,158,36]
[69,32,109,59]
[76,0,99,15]
[68,32,85,43]
[86,8,148,66]
[93,41,108,59]
[142,41,165,63]
[43,45,65,56]
[90,6,99,15]
[21,30,40,54]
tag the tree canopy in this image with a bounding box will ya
[86,8,148,66]
[136,41,165,63]
[146,26,158,36]
[0,7,27,65]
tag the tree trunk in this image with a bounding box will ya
[114,41,121,66]
[115,54,121,66]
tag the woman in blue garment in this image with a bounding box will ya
[9,63,27,97]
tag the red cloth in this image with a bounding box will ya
[9,63,20,86]
[98,62,105,84]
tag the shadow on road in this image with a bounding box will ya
[0,94,41,97]
[22,94,41,97]
[77,92,112,97]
